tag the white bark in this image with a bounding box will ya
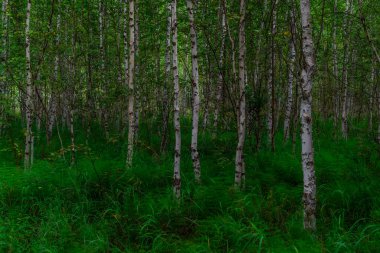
[134,0,140,140]
[332,0,339,126]
[123,0,129,137]
[161,3,172,152]
[1,0,8,71]
[267,0,278,148]
[0,0,8,134]
[99,0,105,72]
[98,0,109,140]
[172,0,181,199]
[253,0,267,88]
[235,0,246,189]
[213,0,226,131]
[186,0,201,183]
[24,0,33,169]
[341,0,352,140]
[300,0,317,231]
[126,0,135,167]
[48,0,61,142]
[284,4,296,141]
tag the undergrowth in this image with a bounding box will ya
[0,119,379,252]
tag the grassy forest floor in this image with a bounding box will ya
[1,119,380,252]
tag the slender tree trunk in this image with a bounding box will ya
[24,0,33,169]
[126,0,135,167]
[369,58,375,130]
[85,0,94,145]
[0,0,8,135]
[134,0,140,141]
[332,0,339,127]
[123,0,129,135]
[213,0,226,133]
[186,0,201,183]
[341,0,352,140]
[161,3,172,152]
[300,0,317,231]
[98,0,109,140]
[235,0,246,189]
[284,4,296,141]
[172,0,181,199]
[70,10,78,166]
[1,0,8,92]
[202,54,211,130]
[70,107,75,165]
[267,0,278,151]
[253,0,267,88]
[48,0,61,144]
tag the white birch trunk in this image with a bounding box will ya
[24,0,33,169]
[48,0,61,143]
[213,0,226,131]
[0,0,8,134]
[1,0,8,91]
[123,0,129,136]
[300,0,317,231]
[253,0,267,88]
[284,4,296,141]
[98,0,109,140]
[267,0,278,148]
[341,0,352,140]
[172,0,181,199]
[235,0,246,189]
[186,0,201,183]
[126,0,135,167]
[134,0,140,140]
[332,0,339,127]
[161,3,172,152]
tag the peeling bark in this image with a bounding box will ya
[235,0,246,189]
[284,3,296,141]
[300,0,317,231]
[126,0,135,167]
[186,0,201,183]
[172,0,181,199]
[213,0,226,132]
[24,0,33,169]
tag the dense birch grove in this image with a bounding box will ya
[0,0,380,249]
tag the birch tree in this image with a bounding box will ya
[235,0,246,189]
[213,0,226,132]
[267,0,278,150]
[0,0,8,134]
[172,0,181,199]
[24,0,33,169]
[300,0,317,231]
[126,0,136,167]
[161,3,172,152]
[332,0,339,127]
[48,0,61,143]
[186,0,201,183]
[123,0,129,134]
[284,2,296,141]
[341,0,352,140]
[369,59,375,130]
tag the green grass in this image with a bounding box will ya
[0,119,379,252]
